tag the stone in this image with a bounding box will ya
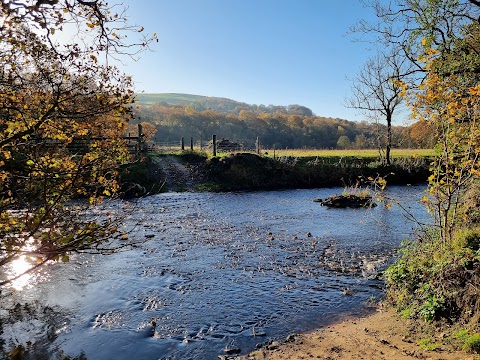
[316,194,376,208]
[224,347,241,355]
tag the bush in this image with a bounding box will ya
[385,229,480,326]
[463,333,480,353]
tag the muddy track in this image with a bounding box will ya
[151,156,198,191]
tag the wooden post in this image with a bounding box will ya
[212,134,217,157]
[256,136,260,155]
[190,137,194,151]
[273,144,276,160]
[181,136,185,151]
[137,124,143,158]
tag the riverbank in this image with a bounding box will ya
[237,308,474,360]
[121,152,430,194]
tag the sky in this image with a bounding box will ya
[118,1,380,121]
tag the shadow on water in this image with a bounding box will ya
[0,186,429,360]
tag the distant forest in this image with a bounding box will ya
[132,93,434,149]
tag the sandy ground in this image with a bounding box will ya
[236,309,477,360]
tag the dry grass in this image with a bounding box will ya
[267,148,433,158]
[153,148,434,159]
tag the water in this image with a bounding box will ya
[0,186,429,360]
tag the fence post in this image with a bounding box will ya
[137,124,143,158]
[190,137,194,151]
[273,144,276,160]
[256,136,260,155]
[212,134,217,157]
[181,137,185,151]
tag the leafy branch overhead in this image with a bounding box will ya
[0,0,157,58]
[0,0,153,286]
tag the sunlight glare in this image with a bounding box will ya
[9,254,33,291]
[5,236,39,291]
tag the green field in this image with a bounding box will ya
[152,147,433,159]
[135,93,205,106]
[267,148,434,158]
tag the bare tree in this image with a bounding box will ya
[346,50,411,165]
[353,0,480,80]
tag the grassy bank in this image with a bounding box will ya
[385,228,480,354]
[119,151,431,193]
[268,148,434,158]
[203,152,430,191]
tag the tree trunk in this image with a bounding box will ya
[386,113,392,165]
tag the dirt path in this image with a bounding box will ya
[237,309,474,360]
[150,156,197,191]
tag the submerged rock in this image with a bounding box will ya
[315,194,376,208]
[224,347,241,355]
[120,182,147,199]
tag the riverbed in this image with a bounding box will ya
[0,186,429,360]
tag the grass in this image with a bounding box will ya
[151,148,434,159]
[454,330,480,353]
[417,338,442,351]
[267,148,434,158]
[135,93,204,106]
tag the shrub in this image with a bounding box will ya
[386,228,480,326]
[463,333,480,353]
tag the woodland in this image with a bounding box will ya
[130,97,435,150]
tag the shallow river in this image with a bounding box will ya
[0,186,429,360]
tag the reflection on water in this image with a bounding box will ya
[4,237,39,291]
[0,186,430,359]
[9,255,33,291]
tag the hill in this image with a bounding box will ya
[134,93,314,116]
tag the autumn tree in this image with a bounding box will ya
[361,0,480,241]
[404,21,480,243]
[407,120,435,148]
[0,1,154,286]
[127,121,158,142]
[367,0,480,328]
[353,0,480,73]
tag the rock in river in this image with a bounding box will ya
[315,194,376,208]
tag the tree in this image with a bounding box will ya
[347,50,410,164]
[127,121,158,142]
[354,0,480,74]
[405,21,480,243]
[337,135,351,149]
[408,120,435,148]
[0,1,154,286]
[361,0,480,242]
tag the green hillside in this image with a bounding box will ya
[135,93,207,105]
[134,93,251,113]
[134,93,314,116]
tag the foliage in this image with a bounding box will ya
[133,99,432,150]
[462,333,480,353]
[385,231,480,325]
[126,121,157,141]
[135,93,314,116]
[0,1,154,286]
[407,37,480,242]
[368,0,480,341]
[269,148,433,158]
[417,338,441,351]
[202,152,428,191]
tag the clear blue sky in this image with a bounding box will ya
[120,1,379,121]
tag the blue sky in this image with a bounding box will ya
[120,1,379,121]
